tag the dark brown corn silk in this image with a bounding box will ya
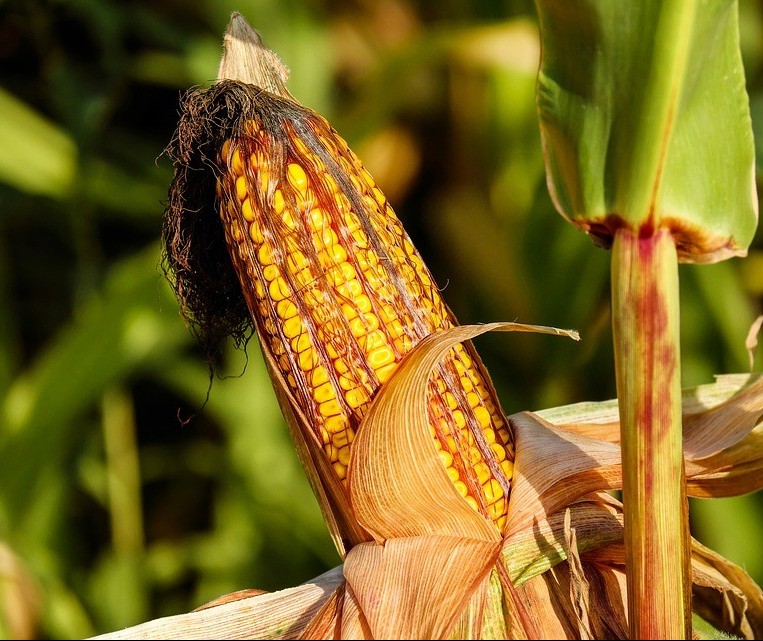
[164,80,515,531]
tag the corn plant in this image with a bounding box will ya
[89,7,763,641]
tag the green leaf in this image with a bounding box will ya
[535,0,758,263]
[0,88,76,198]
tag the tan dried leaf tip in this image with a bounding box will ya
[217,11,293,99]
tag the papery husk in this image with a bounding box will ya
[89,566,345,640]
[338,322,577,639]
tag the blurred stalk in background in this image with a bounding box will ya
[0,0,761,638]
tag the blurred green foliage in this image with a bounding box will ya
[0,0,761,638]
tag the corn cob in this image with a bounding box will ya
[215,96,514,531]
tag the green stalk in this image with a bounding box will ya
[612,227,690,638]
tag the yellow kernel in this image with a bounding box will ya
[311,366,329,387]
[496,515,508,531]
[334,358,349,374]
[473,406,492,429]
[286,250,309,274]
[368,346,394,369]
[452,410,466,429]
[341,303,358,320]
[313,382,335,404]
[355,295,372,314]
[348,314,380,338]
[325,443,339,462]
[337,279,362,299]
[466,391,481,408]
[467,446,481,466]
[490,442,507,462]
[281,209,297,229]
[298,349,317,371]
[453,481,468,497]
[332,461,347,480]
[474,462,491,486]
[273,189,285,214]
[316,227,339,248]
[375,362,397,383]
[221,139,231,162]
[438,449,453,468]
[288,163,308,191]
[257,243,274,266]
[282,316,303,339]
[500,460,514,480]
[344,388,368,409]
[235,175,248,201]
[482,427,496,445]
[230,219,243,242]
[337,445,351,466]
[351,229,368,247]
[254,281,265,298]
[324,415,347,434]
[276,299,298,320]
[331,429,351,449]
[231,148,244,175]
[464,496,479,512]
[322,173,339,195]
[447,466,460,482]
[489,498,507,519]
[444,435,458,453]
[292,333,311,353]
[483,479,504,502]
[320,428,330,446]
[241,198,255,222]
[320,244,348,266]
[262,264,279,282]
[310,208,329,228]
[387,319,406,339]
[361,330,386,352]
[319,398,342,418]
[249,222,264,244]
[393,336,413,353]
[269,277,291,301]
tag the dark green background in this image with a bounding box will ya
[0,0,761,637]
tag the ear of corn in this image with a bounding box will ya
[215,95,514,532]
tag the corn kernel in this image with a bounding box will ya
[269,277,291,301]
[483,479,504,502]
[235,175,248,201]
[345,388,368,409]
[276,299,298,320]
[241,198,255,222]
[249,222,264,244]
[273,189,285,214]
[368,346,394,369]
[473,406,492,429]
[324,415,347,434]
[319,398,342,418]
[231,148,244,175]
[282,316,303,339]
[375,362,397,383]
[288,163,308,191]
[337,445,351,466]
[262,264,279,282]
